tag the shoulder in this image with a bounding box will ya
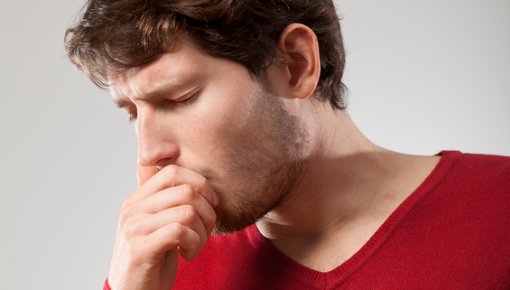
[385,151,510,287]
[429,150,510,235]
[407,151,510,243]
[451,150,510,172]
[439,150,510,192]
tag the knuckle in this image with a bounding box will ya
[121,195,135,210]
[121,199,130,209]
[123,220,141,238]
[164,164,179,178]
[167,223,185,239]
[181,205,197,224]
[119,204,136,223]
[179,185,195,201]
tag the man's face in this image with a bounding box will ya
[110,40,309,233]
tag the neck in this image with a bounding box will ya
[256,109,439,271]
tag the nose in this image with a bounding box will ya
[136,111,180,168]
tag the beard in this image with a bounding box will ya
[198,87,310,234]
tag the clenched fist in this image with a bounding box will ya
[107,165,219,290]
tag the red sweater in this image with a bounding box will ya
[105,151,510,289]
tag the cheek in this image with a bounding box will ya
[177,84,260,164]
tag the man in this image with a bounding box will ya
[65,1,509,289]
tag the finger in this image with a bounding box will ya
[178,214,208,261]
[180,245,201,261]
[144,223,201,257]
[139,165,218,207]
[130,207,209,262]
[137,165,158,187]
[125,205,208,240]
[135,185,217,234]
[160,251,178,290]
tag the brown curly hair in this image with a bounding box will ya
[65,0,347,109]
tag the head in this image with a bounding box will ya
[65,0,347,232]
[65,0,347,109]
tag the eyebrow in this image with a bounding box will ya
[113,98,131,109]
[141,80,183,100]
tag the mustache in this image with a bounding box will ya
[155,164,215,181]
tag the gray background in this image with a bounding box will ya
[1,0,508,289]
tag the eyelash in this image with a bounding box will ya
[127,92,199,124]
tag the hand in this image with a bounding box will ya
[107,165,218,290]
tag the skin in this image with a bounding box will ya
[107,24,440,289]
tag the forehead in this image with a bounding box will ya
[109,40,213,102]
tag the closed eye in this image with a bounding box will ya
[128,90,200,124]
[161,89,200,108]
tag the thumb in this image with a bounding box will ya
[137,165,158,187]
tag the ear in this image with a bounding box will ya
[277,23,321,100]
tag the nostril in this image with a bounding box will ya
[155,157,176,170]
